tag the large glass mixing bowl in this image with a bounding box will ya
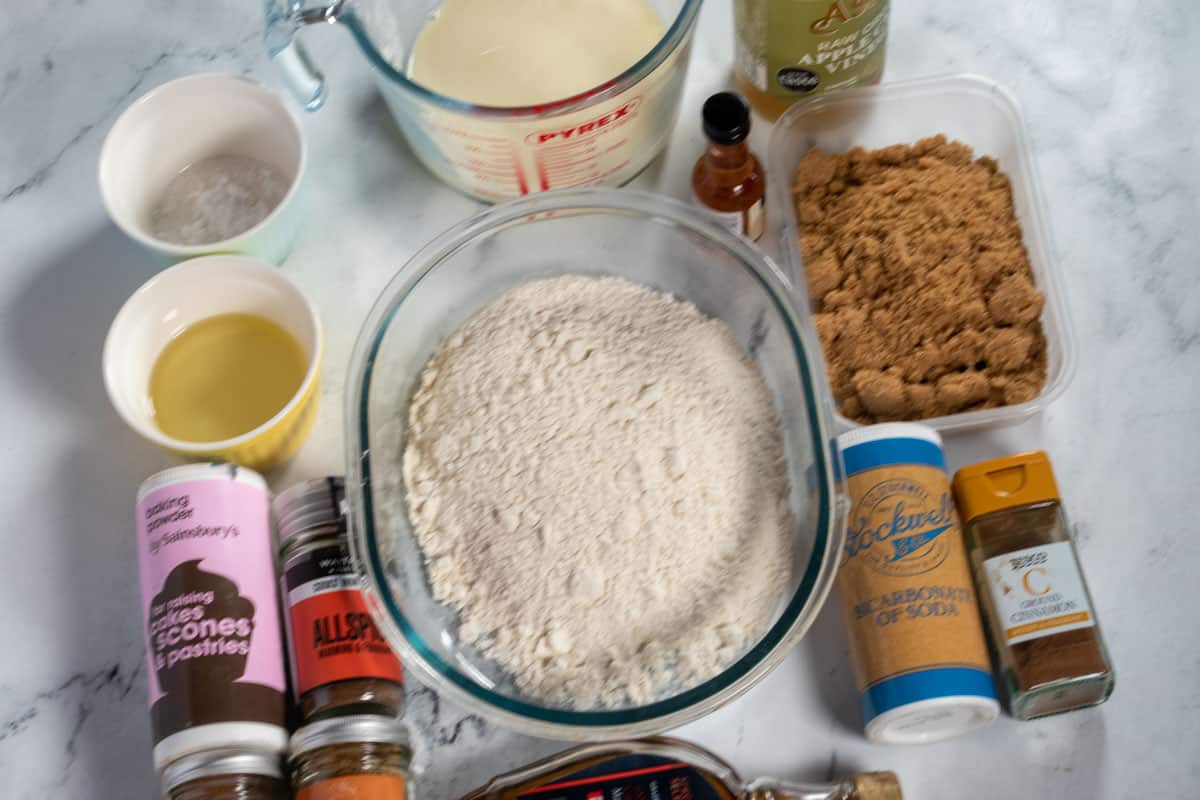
[345,189,846,738]
[264,0,700,201]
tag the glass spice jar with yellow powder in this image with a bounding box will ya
[290,715,414,800]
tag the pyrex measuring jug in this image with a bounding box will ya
[264,0,702,201]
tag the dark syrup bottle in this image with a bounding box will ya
[459,738,901,800]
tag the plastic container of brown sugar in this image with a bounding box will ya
[767,74,1076,434]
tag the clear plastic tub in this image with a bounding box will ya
[767,74,1076,433]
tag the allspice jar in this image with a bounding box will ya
[162,748,288,800]
[275,478,404,722]
[289,715,413,800]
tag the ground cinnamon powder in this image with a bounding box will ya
[793,135,1048,423]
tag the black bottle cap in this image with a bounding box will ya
[702,92,751,145]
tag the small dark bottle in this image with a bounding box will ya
[692,92,766,241]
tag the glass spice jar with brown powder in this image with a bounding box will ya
[162,748,289,800]
[953,452,1114,720]
[276,478,405,722]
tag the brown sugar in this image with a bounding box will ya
[793,135,1048,424]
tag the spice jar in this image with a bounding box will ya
[275,478,404,722]
[162,748,288,800]
[289,715,413,800]
[953,451,1114,720]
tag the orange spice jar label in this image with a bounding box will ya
[296,774,407,800]
[284,544,403,695]
[838,460,992,691]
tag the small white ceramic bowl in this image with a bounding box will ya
[103,254,323,471]
[99,73,306,264]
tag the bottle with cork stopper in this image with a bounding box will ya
[692,92,766,241]
[953,451,1114,720]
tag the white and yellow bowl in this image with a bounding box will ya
[103,255,322,471]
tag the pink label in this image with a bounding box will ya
[135,472,285,738]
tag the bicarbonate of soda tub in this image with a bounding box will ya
[835,422,999,745]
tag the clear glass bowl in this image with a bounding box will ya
[345,188,845,738]
[767,74,1076,433]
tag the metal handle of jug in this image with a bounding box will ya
[263,0,346,111]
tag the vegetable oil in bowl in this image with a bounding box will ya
[149,313,308,443]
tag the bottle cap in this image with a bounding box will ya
[837,422,945,477]
[952,451,1060,524]
[853,771,903,800]
[865,693,999,745]
[290,714,411,756]
[139,462,267,502]
[702,92,751,145]
[162,747,283,793]
[154,723,289,773]
[274,476,347,554]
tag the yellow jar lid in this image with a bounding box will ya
[952,451,1060,523]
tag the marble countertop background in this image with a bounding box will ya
[1,1,1197,797]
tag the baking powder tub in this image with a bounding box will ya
[836,423,999,744]
[136,463,288,770]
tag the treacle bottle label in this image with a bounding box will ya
[515,753,723,800]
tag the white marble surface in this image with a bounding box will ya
[1,1,1198,798]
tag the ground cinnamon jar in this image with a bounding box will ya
[289,715,413,800]
[162,748,288,800]
[953,452,1114,720]
[275,478,404,722]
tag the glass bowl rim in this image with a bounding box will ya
[345,187,845,736]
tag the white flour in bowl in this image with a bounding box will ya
[402,275,792,708]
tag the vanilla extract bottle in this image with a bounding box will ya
[458,738,901,800]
